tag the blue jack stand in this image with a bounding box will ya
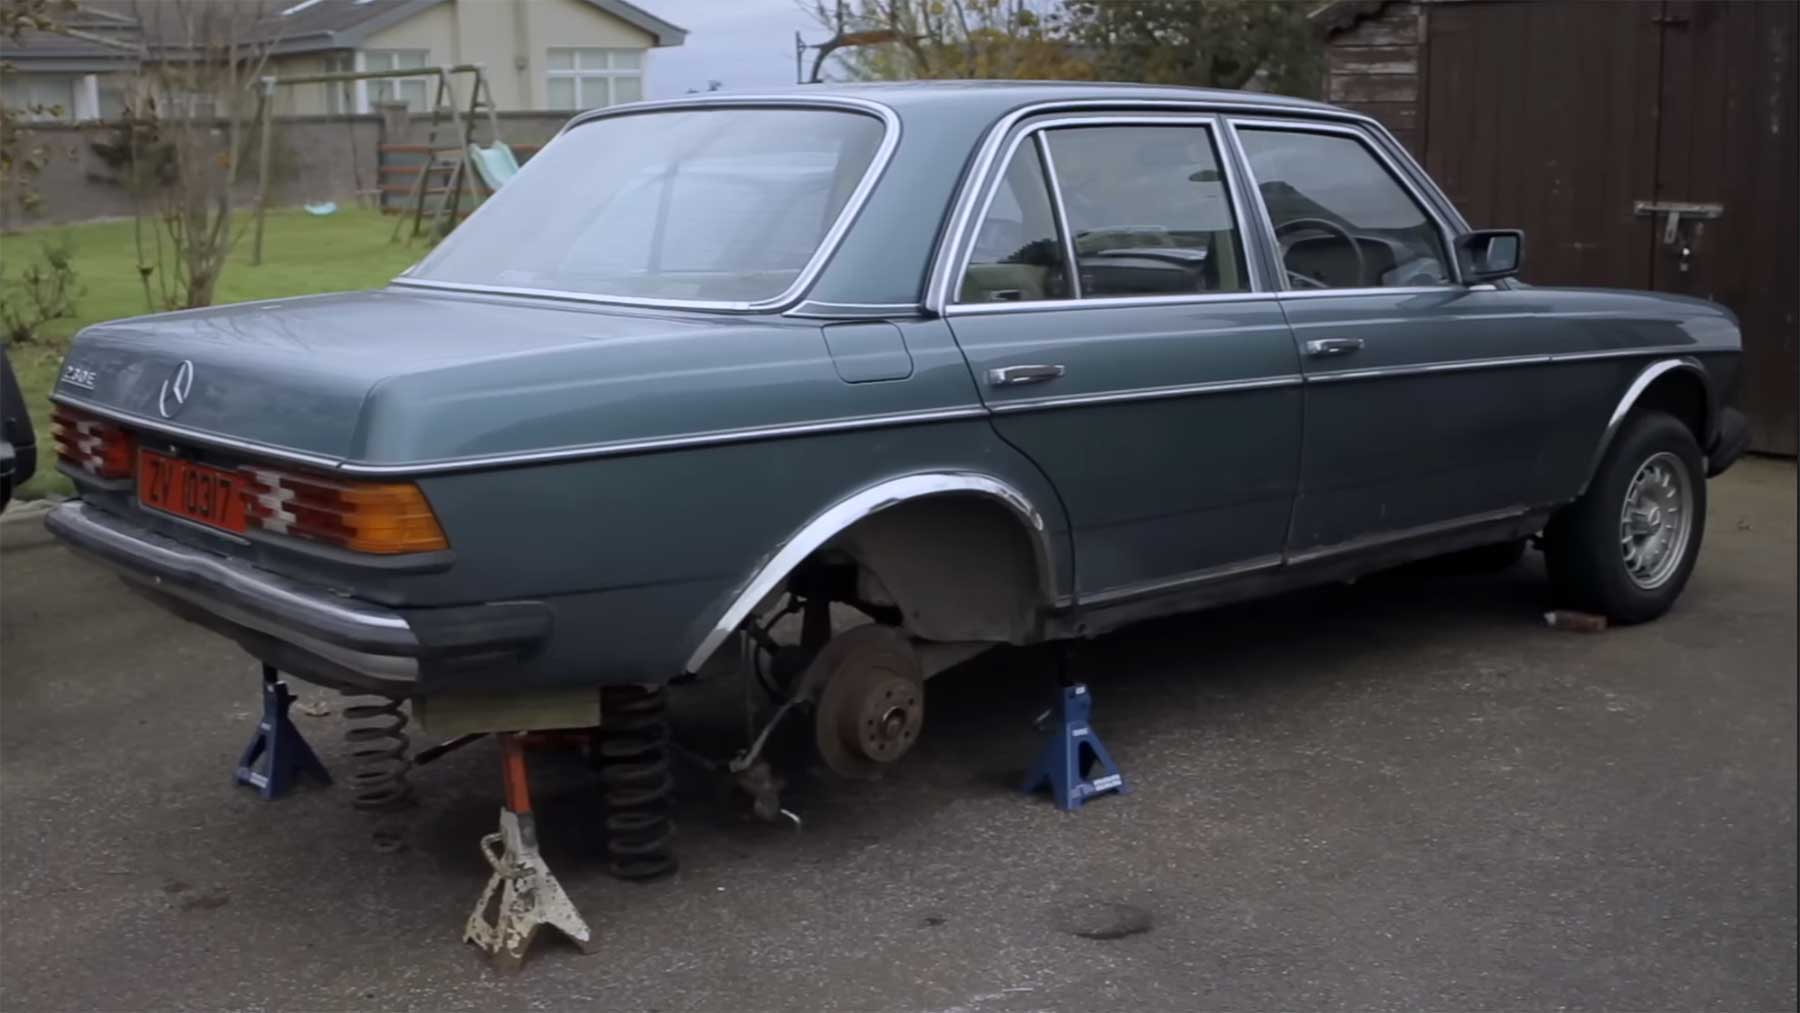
[1022,682,1127,811]
[235,664,331,800]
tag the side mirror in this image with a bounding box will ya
[1455,229,1524,283]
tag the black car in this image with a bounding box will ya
[1,345,36,509]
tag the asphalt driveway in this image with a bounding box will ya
[1,459,1793,1011]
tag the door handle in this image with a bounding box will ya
[987,363,1066,386]
[1304,337,1364,358]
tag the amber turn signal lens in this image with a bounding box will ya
[50,404,134,479]
[241,468,448,554]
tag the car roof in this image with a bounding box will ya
[550,81,1394,312]
[797,80,1338,111]
[632,80,1344,121]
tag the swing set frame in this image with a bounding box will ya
[246,63,501,264]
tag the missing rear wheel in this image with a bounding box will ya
[800,625,925,779]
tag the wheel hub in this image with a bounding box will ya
[1618,451,1693,590]
[806,626,926,779]
[841,675,923,765]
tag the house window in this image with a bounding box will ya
[95,75,129,119]
[545,47,642,111]
[323,52,356,115]
[0,74,79,121]
[364,49,430,112]
[169,90,220,120]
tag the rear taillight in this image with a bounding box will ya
[241,468,449,554]
[50,405,134,479]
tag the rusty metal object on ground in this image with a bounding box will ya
[1544,610,1609,633]
[465,734,595,972]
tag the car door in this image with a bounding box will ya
[944,114,1302,602]
[1230,118,1559,557]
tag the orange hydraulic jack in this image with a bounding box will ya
[465,733,596,970]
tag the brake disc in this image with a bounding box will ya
[803,625,925,780]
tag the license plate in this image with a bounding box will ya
[137,449,247,533]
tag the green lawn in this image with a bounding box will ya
[3,208,422,499]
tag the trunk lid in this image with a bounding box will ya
[54,288,718,462]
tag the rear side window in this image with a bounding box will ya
[1237,128,1451,290]
[1043,124,1251,298]
[959,140,1072,304]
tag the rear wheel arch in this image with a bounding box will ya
[827,493,1050,645]
[682,473,1056,673]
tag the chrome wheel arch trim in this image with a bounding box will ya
[682,472,1057,673]
[1579,356,1713,496]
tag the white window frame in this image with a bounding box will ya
[74,75,101,120]
[322,52,356,116]
[544,47,643,111]
[361,48,431,114]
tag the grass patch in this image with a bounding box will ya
[3,208,422,499]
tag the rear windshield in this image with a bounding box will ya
[408,108,887,304]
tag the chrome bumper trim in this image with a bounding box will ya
[44,501,420,662]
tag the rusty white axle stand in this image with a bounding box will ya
[465,734,596,971]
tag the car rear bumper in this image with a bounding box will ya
[1707,406,1751,477]
[44,501,549,694]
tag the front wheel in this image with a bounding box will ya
[1546,410,1706,624]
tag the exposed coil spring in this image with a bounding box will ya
[342,695,415,812]
[596,684,677,880]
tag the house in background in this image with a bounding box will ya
[0,2,139,120]
[0,0,687,120]
[263,0,686,116]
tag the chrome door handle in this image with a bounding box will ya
[986,363,1066,387]
[1304,337,1365,357]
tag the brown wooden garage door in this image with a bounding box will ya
[1422,0,1797,455]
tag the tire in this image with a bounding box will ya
[1546,410,1706,624]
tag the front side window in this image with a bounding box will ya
[1045,124,1250,298]
[958,140,1071,304]
[410,108,885,304]
[365,49,430,112]
[545,47,644,111]
[1238,127,1451,289]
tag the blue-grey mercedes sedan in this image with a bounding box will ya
[46,82,1749,790]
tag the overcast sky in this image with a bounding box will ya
[644,0,821,98]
